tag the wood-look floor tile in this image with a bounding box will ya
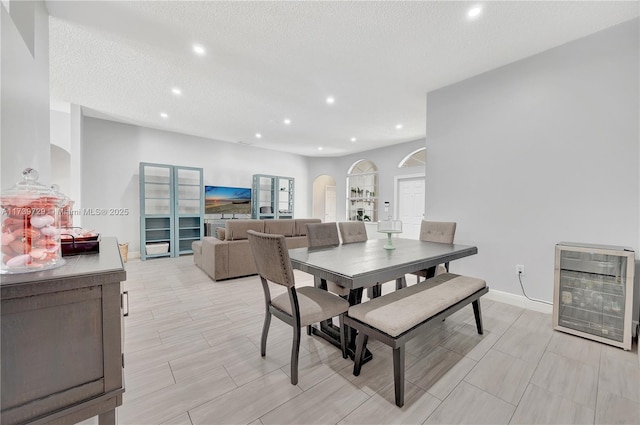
[125,337,211,374]
[405,345,477,401]
[546,331,602,367]
[595,390,640,425]
[424,381,515,424]
[189,370,302,425]
[510,383,595,424]
[117,365,236,424]
[464,349,537,405]
[159,412,193,425]
[169,337,258,382]
[493,325,552,365]
[530,351,598,407]
[598,344,640,403]
[338,380,441,424]
[260,373,369,425]
[123,362,175,403]
[441,322,495,360]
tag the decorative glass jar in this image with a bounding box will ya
[1,168,66,273]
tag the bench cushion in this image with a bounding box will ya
[348,273,486,337]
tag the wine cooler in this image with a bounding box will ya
[553,242,635,350]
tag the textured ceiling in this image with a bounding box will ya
[47,1,639,157]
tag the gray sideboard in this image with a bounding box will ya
[1,237,126,425]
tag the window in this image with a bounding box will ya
[347,159,378,221]
[398,148,426,168]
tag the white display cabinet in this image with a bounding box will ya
[251,174,294,219]
[139,163,203,260]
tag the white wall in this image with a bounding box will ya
[80,117,310,253]
[1,0,50,188]
[425,19,639,303]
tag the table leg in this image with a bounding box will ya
[309,287,373,364]
[98,409,116,425]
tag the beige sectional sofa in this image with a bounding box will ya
[192,218,320,281]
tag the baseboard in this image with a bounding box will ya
[485,289,553,314]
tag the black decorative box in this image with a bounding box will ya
[61,233,101,256]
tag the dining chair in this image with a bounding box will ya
[338,221,367,244]
[306,223,350,297]
[247,230,349,385]
[411,220,457,283]
[338,221,383,298]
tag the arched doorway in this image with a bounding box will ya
[312,175,337,222]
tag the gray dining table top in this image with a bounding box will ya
[288,238,477,289]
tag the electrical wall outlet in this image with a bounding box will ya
[516,265,525,275]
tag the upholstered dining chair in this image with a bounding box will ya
[411,220,457,283]
[306,223,350,297]
[247,230,349,385]
[338,221,368,244]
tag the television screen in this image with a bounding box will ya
[204,186,252,214]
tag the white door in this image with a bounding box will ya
[324,185,336,222]
[397,177,425,239]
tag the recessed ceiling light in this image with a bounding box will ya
[326,96,335,104]
[283,118,291,125]
[350,137,357,142]
[255,133,262,139]
[193,44,206,56]
[395,124,403,130]
[467,5,482,19]
[171,88,182,96]
[160,112,168,119]
[318,147,324,151]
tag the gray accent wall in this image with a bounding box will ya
[425,18,639,303]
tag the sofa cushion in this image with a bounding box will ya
[225,220,265,241]
[216,227,226,240]
[264,220,295,237]
[294,218,321,236]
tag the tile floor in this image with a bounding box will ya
[81,255,639,424]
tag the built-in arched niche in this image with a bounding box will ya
[347,159,378,222]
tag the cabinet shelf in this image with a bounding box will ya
[252,175,294,219]
[140,163,204,260]
[553,242,635,350]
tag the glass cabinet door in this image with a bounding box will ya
[554,243,634,350]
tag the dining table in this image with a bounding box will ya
[288,237,478,361]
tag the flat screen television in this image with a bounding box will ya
[204,185,252,215]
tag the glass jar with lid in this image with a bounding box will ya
[1,168,66,273]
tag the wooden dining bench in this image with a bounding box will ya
[344,273,488,407]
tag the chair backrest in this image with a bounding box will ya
[338,221,368,244]
[259,206,273,214]
[306,222,339,248]
[419,221,456,244]
[247,230,295,287]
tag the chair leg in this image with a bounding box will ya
[261,311,271,357]
[338,314,347,359]
[472,300,484,334]
[307,324,312,335]
[290,325,301,385]
[393,345,405,407]
[352,332,368,376]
